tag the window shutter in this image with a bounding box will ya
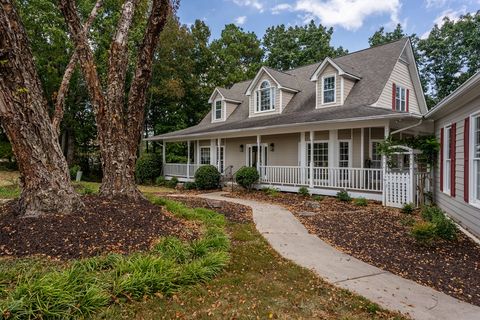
[464,117,470,202]
[440,127,444,192]
[451,123,456,197]
[391,83,396,111]
[406,89,410,112]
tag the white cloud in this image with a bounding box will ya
[271,3,293,14]
[421,6,466,38]
[235,16,247,25]
[425,0,447,9]
[293,0,401,31]
[232,0,264,12]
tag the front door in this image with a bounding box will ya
[247,144,267,168]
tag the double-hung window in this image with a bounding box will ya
[214,100,223,120]
[370,141,382,168]
[322,75,335,104]
[444,125,452,194]
[200,147,211,165]
[395,85,407,112]
[307,142,328,180]
[473,115,480,205]
[256,80,275,112]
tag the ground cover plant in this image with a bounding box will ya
[0,196,230,319]
[230,190,480,306]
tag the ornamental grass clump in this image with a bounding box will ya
[0,197,229,319]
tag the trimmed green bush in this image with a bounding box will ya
[336,190,352,202]
[401,203,415,215]
[235,167,260,191]
[135,153,162,184]
[184,182,197,190]
[420,206,457,240]
[194,165,221,190]
[298,186,310,197]
[262,187,279,197]
[354,197,368,206]
[421,205,443,222]
[411,221,436,245]
[166,177,179,189]
[155,176,167,186]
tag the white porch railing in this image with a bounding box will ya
[163,163,202,178]
[259,166,383,192]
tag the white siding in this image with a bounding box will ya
[249,72,281,117]
[377,59,421,114]
[434,98,480,238]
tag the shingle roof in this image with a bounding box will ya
[148,38,410,141]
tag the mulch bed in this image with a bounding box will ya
[0,196,199,260]
[230,191,480,307]
[164,195,253,224]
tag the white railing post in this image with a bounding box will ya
[409,151,415,204]
[162,141,166,175]
[256,135,261,173]
[382,124,389,206]
[186,140,190,179]
[309,131,314,188]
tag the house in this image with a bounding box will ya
[146,38,434,207]
[425,71,480,238]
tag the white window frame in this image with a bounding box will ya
[213,100,224,121]
[321,74,336,105]
[255,80,276,113]
[200,147,211,165]
[470,112,480,208]
[370,139,383,169]
[306,141,329,168]
[338,139,352,168]
[395,85,407,112]
[443,125,452,195]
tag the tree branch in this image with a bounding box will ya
[52,0,102,136]
[126,0,172,143]
[58,0,105,120]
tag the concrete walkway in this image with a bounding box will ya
[198,192,480,320]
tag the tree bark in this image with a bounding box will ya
[0,0,82,217]
[60,0,172,200]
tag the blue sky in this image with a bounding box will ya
[177,0,479,52]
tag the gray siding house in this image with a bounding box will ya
[426,71,480,238]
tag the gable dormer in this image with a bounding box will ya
[310,57,361,108]
[208,87,242,123]
[246,67,299,118]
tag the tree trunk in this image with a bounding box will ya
[0,0,82,216]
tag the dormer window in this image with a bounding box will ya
[322,75,335,104]
[214,100,223,120]
[395,85,407,112]
[256,80,275,112]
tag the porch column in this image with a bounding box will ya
[309,131,314,188]
[196,140,200,166]
[217,138,221,172]
[409,150,415,205]
[361,128,365,188]
[382,124,390,205]
[186,140,191,178]
[300,132,306,184]
[162,141,166,175]
[256,135,261,172]
[210,139,216,166]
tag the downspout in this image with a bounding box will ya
[390,118,423,136]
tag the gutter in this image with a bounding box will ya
[390,118,424,135]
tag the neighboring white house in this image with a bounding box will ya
[426,71,480,238]
[147,38,434,207]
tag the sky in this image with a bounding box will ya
[177,0,479,52]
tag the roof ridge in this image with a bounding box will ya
[264,65,297,77]
[334,37,408,61]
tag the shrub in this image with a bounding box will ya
[166,177,179,189]
[69,165,81,180]
[155,176,167,186]
[421,206,443,222]
[262,187,279,197]
[433,214,457,240]
[81,185,96,195]
[135,153,162,184]
[235,167,259,191]
[298,186,310,197]
[194,165,221,190]
[336,190,351,202]
[411,221,436,245]
[312,195,324,201]
[184,182,197,190]
[354,197,368,206]
[401,203,415,215]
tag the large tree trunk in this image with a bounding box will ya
[0,0,82,216]
[60,0,172,200]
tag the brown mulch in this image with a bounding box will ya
[164,195,253,224]
[0,196,199,260]
[230,191,480,307]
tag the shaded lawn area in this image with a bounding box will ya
[230,190,480,307]
[96,222,407,320]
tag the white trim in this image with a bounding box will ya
[279,90,283,113]
[443,124,452,196]
[246,67,299,96]
[208,88,224,104]
[394,85,407,112]
[402,39,428,114]
[212,99,225,122]
[199,146,211,165]
[369,139,383,169]
[320,73,337,106]
[340,77,344,104]
[470,112,480,208]
[254,80,276,113]
[338,139,352,168]
[310,57,361,82]
[245,143,268,167]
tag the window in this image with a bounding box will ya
[214,100,222,120]
[370,141,382,168]
[395,85,407,112]
[339,141,350,168]
[200,147,210,165]
[444,125,452,194]
[322,75,335,104]
[473,115,480,204]
[307,142,329,167]
[255,80,275,112]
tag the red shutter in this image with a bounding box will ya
[451,123,456,197]
[406,89,410,112]
[440,127,444,192]
[392,83,396,111]
[464,118,470,202]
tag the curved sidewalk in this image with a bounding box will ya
[197,192,480,320]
